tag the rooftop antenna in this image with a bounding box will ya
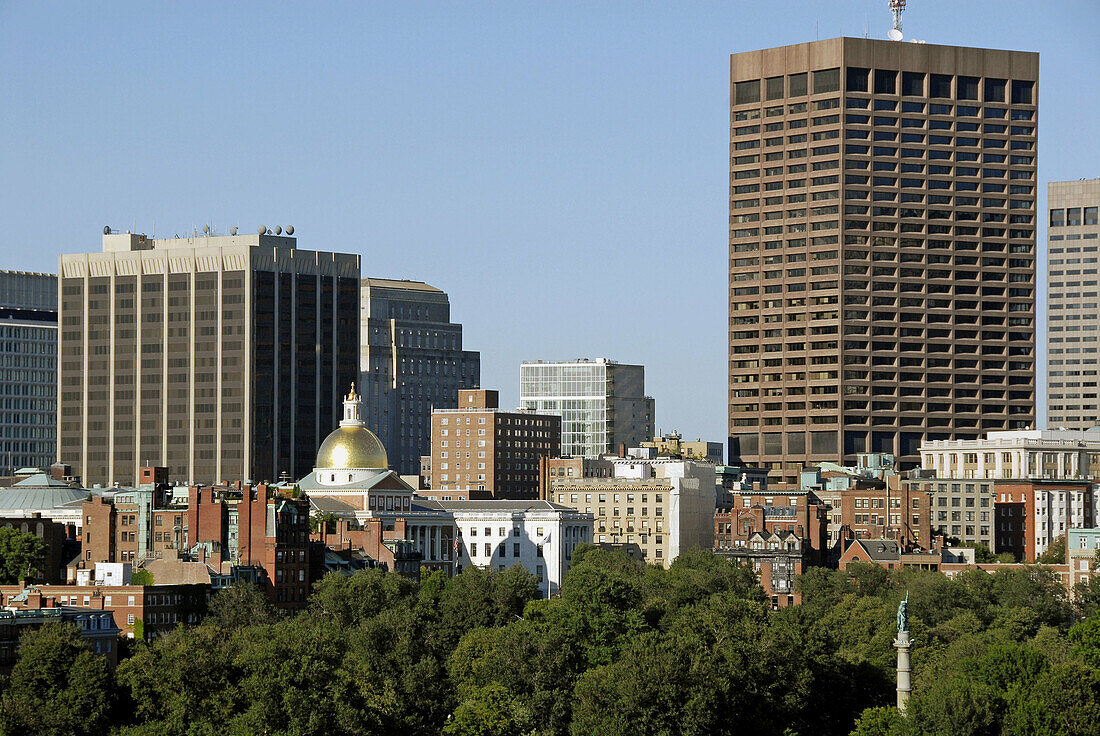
[888,0,905,41]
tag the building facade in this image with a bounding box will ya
[438,499,593,597]
[0,271,57,475]
[519,358,654,459]
[1068,528,1100,595]
[728,37,1039,484]
[431,389,560,498]
[359,278,480,476]
[58,229,360,486]
[1047,178,1100,429]
[920,429,1100,479]
[549,458,715,567]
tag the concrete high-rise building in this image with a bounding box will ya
[0,271,57,474]
[728,37,1039,484]
[430,389,560,498]
[58,229,360,487]
[359,278,480,476]
[1046,178,1100,429]
[519,358,655,458]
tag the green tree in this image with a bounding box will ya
[130,569,154,586]
[959,542,998,564]
[850,706,905,736]
[1068,614,1100,668]
[0,623,113,736]
[0,526,46,584]
[1003,660,1100,736]
[206,581,280,630]
[1037,533,1067,564]
[310,568,418,628]
[443,683,528,736]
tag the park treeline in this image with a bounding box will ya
[1,545,1099,736]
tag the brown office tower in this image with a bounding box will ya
[59,229,360,487]
[1046,178,1100,429]
[728,38,1038,484]
[431,389,560,498]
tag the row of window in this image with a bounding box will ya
[733,68,1033,105]
[1050,207,1099,227]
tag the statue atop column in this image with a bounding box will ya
[896,592,908,634]
[894,591,912,714]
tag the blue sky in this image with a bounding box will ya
[1,1,1097,442]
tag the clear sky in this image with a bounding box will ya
[1,0,1098,443]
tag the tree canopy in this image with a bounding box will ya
[0,526,46,584]
[0,547,1097,735]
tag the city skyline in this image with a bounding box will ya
[2,1,1099,444]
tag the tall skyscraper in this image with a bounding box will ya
[519,358,655,458]
[59,229,360,486]
[0,271,57,474]
[1047,178,1100,429]
[359,278,480,475]
[728,37,1038,484]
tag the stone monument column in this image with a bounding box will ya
[894,593,911,713]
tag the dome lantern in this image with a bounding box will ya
[313,382,389,475]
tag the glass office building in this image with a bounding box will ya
[519,358,654,458]
[0,270,57,475]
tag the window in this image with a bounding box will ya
[1050,209,1065,227]
[929,73,952,98]
[813,68,839,94]
[735,79,760,105]
[846,67,868,92]
[958,76,979,100]
[1011,80,1033,104]
[901,71,924,96]
[788,72,807,97]
[765,75,783,100]
[985,78,1006,102]
[874,69,897,95]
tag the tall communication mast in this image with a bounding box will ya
[888,0,906,41]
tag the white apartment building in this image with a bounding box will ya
[920,429,1100,480]
[440,500,593,596]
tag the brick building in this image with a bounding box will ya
[0,604,120,673]
[716,529,806,608]
[0,583,207,640]
[431,389,560,498]
[186,483,312,610]
[714,487,828,557]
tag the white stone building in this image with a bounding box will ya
[433,500,593,596]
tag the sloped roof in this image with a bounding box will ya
[0,483,88,511]
[853,538,901,561]
[309,496,359,516]
[13,473,73,488]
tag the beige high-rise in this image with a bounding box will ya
[728,38,1038,484]
[59,230,360,487]
[1046,178,1100,429]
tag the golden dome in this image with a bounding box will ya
[314,425,389,470]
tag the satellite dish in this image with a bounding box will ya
[103,225,111,235]
[230,226,238,235]
[258,225,266,234]
[888,28,903,41]
[202,224,210,234]
[275,226,282,235]
[285,225,294,235]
